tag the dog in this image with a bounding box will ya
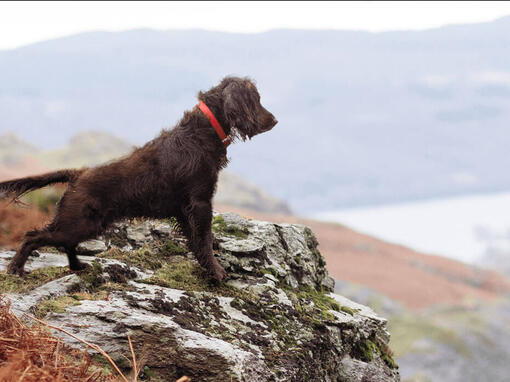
[0,76,277,280]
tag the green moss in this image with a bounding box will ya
[352,339,378,362]
[296,286,341,313]
[278,285,342,325]
[0,266,70,293]
[99,281,136,293]
[98,240,188,271]
[141,259,208,290]
[350,337,398,369]
[161,240,188,256]
[99,247,158,270]
[70,290,109,301]
[212,215,249,239]
[140,258,252,301]
[381,350,399,369]
[76,261,105,291]
[340,306,356,316]
[90,354,116,377]
[34,296,82,318]
[262,268,279,278]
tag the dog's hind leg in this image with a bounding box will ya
[182,199,227,281]
[7,225,96,276]
[64,246,89,271]
[7,229,54,276]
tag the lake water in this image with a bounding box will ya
[314,191,510,264]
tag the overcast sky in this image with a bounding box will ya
[1,1,510,50]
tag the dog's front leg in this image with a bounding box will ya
[184,199,227,281]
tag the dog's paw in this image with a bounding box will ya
[211,263,228,281]
[70,261,90,272]
[6,264,26,277]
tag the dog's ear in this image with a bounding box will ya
[222,81,259,140]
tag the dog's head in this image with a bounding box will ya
[201,77,278,142]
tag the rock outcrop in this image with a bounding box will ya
[0,213,399,381]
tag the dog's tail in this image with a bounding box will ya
[0,169,86,201]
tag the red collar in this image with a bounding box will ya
[198,101,231,147]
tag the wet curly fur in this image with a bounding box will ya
[0,77,277,280]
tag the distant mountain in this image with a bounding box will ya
[2,17,510,212]
[0,132,40,165]
[0,132,291,215]
[37,130,134,168]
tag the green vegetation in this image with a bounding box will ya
[351,338,398,369]
[389,315,470,358]
[0,266,70,293]
[295,285,341,319]
[34,296,81,318]
[212,215,249,239]
[352,339,378,362]
[262,267,280,278]
[22,187,64,213]
[70,290,110,301]
[161,240,188,256]
[141,258,210,291]
[90,354,116,377]
[98,240,188,271]
[340,306,356,316]
[380,348,399,369]
[76,261,105,291]
[140,258,252,301]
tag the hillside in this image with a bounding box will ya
[2,18,510,211]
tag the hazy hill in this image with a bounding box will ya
[1,17,510,212]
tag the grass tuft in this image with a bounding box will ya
[0,266,71,294]
[212,215,249,239]
[34,296,82,319]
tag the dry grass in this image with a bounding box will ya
[0,200,51,249]
[0,185,67,248]
[0,295,114,381]
[0,296,190,382]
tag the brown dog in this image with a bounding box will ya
[0,77,277,280]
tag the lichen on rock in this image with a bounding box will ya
[0,212,399,381]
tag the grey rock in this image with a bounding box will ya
[76,239,108,255]
[339,357,398,382]
[1,213,399,381]
[126,221,153,245]
[0,251,68,271]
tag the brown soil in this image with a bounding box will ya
[215,204,510,311]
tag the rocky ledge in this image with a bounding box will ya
[0,213,399,381]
